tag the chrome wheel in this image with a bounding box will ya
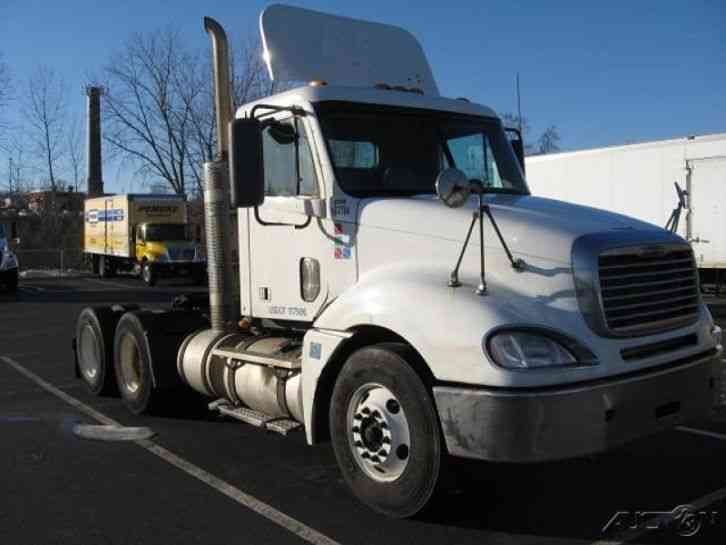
[78,324,101,384]
[118,333,142,397]
[347,383,411,482]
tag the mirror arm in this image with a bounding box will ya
[448,200,525,294]
[482,204,525,271]
[448,208,479,288]
[250,104,305,120]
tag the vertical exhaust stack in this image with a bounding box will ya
[86,86,104,197]
[203,17,239,331]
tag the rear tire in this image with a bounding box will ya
[75,307,119,395]
[330,343,443,518]
[142,262,156,287]
[113,313,158,414]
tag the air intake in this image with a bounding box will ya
[598,245,699,335]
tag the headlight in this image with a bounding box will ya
[486,329,596,370]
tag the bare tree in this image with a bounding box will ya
[101,30,193,195]
[23,66,68,193]
[537,125,561,155]
[0,53,13,146]
[66,113,84,192]
[502,113,561,156]
[101,29,272,196]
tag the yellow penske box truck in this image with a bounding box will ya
[84,194,205,286]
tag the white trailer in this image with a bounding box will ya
[72,5,725,518]
[525,133,726,269]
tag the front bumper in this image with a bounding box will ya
[434,349,723,463]
[152,262,205,277]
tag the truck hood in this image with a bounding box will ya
[356,194,662,264]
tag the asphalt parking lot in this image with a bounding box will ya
[1,275,726,545]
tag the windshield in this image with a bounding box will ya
[144,223,189,242]
[316,102,528,197]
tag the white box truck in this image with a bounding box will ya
[84,194,205,286]
[72,5,725,517]
[525,134,726,271]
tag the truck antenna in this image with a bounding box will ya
[516,73,523,134]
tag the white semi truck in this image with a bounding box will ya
[72,5,725,517]
[0,219,19,291]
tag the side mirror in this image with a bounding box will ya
[230,118,264,208]
[505,127,525,174]
[436,168,471,208]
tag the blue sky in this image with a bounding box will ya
[1,0,724,193]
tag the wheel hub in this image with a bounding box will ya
[78,324,100,383]
[348,384,410,482]
[118,333,142,396]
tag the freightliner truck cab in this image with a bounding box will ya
[74,5,725,518]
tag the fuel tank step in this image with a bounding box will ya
[209,399,302,436]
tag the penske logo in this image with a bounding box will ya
[86,209,125,223]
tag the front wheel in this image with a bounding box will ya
[141,262,156,287]
[330,344,443,518]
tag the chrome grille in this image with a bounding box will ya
[598,245,699,335]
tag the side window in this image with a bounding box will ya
[262,119,318,197]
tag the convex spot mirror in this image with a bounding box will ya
[230,117,264,208]
[436,168,471,208]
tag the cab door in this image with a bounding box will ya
[248,114,331,322]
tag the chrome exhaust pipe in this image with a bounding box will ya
[204,16,233,160]
[202,17,238,331]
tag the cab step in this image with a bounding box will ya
[208,399,301,436]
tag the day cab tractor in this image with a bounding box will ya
[72,5,725,517]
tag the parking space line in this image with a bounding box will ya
[0,355,342,545]
[677,425,726,441]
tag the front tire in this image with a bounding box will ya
[330,344,443,518]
